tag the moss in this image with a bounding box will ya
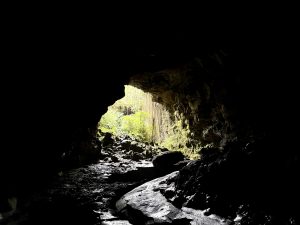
[160,118,200,159]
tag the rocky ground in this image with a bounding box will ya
[0,135,188,225]
[116,171,230,225]
[1,135,298,225]
[174,139,299,225]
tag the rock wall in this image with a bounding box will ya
[130,49,271,149]
[129,48,300,223]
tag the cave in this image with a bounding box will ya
[1,16,299,225]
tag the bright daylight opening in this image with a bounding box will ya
[97,85,199,159]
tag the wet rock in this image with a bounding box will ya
[121,140,131,150]
[160,147,169,152]
[129,143,144,153]
[131,152,143,161]
[109,166,156,183]
[102,133,114,147]
[173,160,190,170]
[6,146,157,225]
[116,171,228,225]
[175,139,300,224]
[110,155,119,162]
[143,149,153,158]
[152,151,184,170]
[104,155,119,163]
[102,221,133,225]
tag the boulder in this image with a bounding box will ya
[129,143,144,153]
[102,133,114,147]
[131,152,143,161]
[173,160,191,170]
[152,151,184,169]
[116,171,228,225]
[121,140,131,150]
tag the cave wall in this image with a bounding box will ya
[129,45,300,223]
[130,51,236,148]
[130,48,292,149]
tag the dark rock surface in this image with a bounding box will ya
[0,141,162,225]
[173,139,300,224]
[116,171,229,225]
[152,151,186,174]
[152,151,184,168]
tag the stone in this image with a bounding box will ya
[131,152,143,161]
[173,160,191,170]
[121,140,131,150]
[152,151,184,169]
[110,155,119,162]
[116,171,228,225]
[102,133,114,147]
[129,143,144,153]
[101,220,133,225]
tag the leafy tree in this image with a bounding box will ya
[99,108,123,135]
[121,111,152,141]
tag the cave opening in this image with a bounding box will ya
[97,85,200,159]
[1,14,299,225]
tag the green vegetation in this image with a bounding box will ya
[99,109,152,141]
[160,120,201,160]
[99,108,123,134]
[98,85,153,142]
[98,85,200,159]
[121,111,152,141]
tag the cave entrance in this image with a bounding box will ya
[98,85,171,144]
[97,85,199,159]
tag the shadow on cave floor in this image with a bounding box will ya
[0,136,178,225]
[3,134,298,225]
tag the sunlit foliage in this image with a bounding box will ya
[121,111,152,141]
[98,85,200,159]
[99,108,123,135]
